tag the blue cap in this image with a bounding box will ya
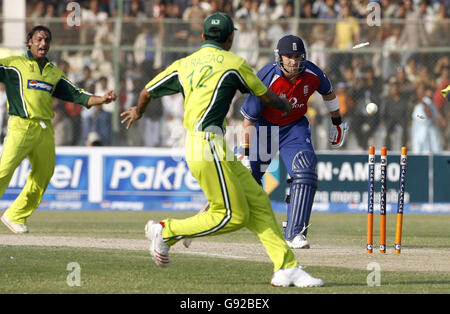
[276,35,306,56]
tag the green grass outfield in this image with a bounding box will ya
[1,210,449,295]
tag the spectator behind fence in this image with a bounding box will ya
[42,3,58,32]
[335,82,354,121]
[395,67,415,99]
[134,23,163,70]
[235,0,252,19]
[258,0,274,19]
[331,4,360,72]
[80,0,108,45]
[309,23,330,70]
[297,2,316,41]
[266,20,294,61]
[380,0,400,18]
[233,21,259,68]
[161,93,185,148]
[351,65,382,150]
[182,0,207,49]
[318,0,338,19]
[250,0,262,23]
[312,0,329,18]
[126,0,147,19]
[381,25,402,80]
[28,1,45,20]
[352,0,368,18]
[163,3,189,67]
[411,86,443,154]
[53,102,74,146]
[85,105,112,146]
[416,64,438,92]
[404,57,419,83]
[418,0,435,37]
[382,80,411,151]
[333,4,360,50]
[67,66,96,145]
[398,0,430,66]
[86,131,103,146]
[430,3,449,45]
[144,96,164,147]
[91,21,115,76]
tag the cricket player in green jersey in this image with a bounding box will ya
[0,26,116,234]
[121,13,323,287]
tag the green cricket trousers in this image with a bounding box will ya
[161,131,298,272]
[0,116,55,225]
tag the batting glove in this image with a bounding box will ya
[329,117,349,148]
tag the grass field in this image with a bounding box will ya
[1,210,450,296]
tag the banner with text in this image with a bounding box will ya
[0,147,448,213]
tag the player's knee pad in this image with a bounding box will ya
[284,151,317,240]
[291,150,317,187]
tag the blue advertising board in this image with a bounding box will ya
[0,147,448,213]
[102,154,205,211]
[267,151,450,214]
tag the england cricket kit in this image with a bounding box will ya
[0,51,91,224]
[241,61,333,241]
[144,40,298,272]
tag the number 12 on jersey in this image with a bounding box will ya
[187,65,213,91]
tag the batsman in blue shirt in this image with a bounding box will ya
[239,35,348,249]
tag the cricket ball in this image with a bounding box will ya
[366,102,378,115]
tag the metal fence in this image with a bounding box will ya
[1,17,449,152]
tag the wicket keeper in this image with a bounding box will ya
[121,13,323,287]
[0,25,116,233]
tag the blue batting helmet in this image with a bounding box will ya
[274,35,307,74]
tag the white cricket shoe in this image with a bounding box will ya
[271,267,298,287]
[271,266,323,287]
[1,213,29,234]
[145,220,170,267]
[291,266,324,287]
[286,234,310,249]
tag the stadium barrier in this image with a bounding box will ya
[0,147,448,213]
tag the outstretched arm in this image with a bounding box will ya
[258,89,291,114]
[87,90,116,107]
[53,77,116,107]
[120,88,152,129]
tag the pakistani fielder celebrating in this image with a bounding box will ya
[121,13,323,287]
[0,26,116,234]
[240,35,348,249]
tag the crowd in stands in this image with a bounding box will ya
[0,0,448,152]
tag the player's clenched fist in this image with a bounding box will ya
[102,90,117,104]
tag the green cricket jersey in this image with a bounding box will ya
[144,40,267,133]
[0,50,92,120]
